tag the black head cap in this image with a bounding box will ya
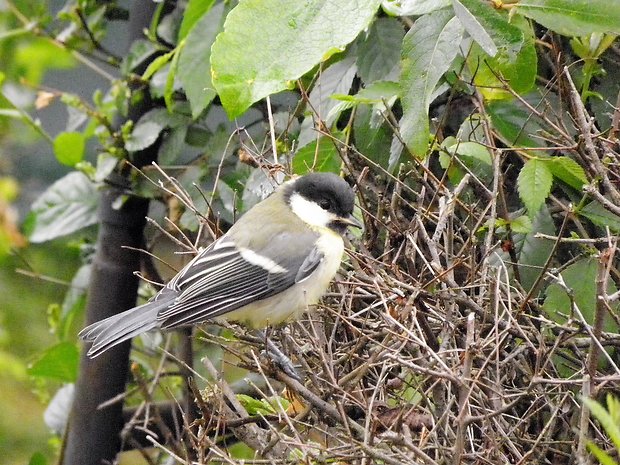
[290,172,356,218]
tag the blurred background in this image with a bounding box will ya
[0,1,127,462]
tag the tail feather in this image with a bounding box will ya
[79,296,173,358]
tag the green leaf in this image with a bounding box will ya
[237,394,276,415]
[297,56,357,148]
[28,342,79,382]
[607,394,620,424]
[126,121,163,152]
[357,17,404,84]
[586,441,617,465]
[584,396,620,452]
[452,0,523,57]
[440,139,493,183]
[354,104,392,168]
[164,46,182,111]
[211,0,381,118]
[516,0,620,37]
[382,0,451,15]
[517,158,553,216]
[0,27,29,42]
[543,283,571,322]
[178,2,226,119]
[516,206,554,292]
[178,0,216,40]
[237,393,290,415]
[125,108,189,152]
[487,98,545,147]
[14,38,74,85]
[149,63,181,100]
[465,14,536,100]
[389,134,405,172]
[293,136,341,174]
[332,80,400,105]
[0,75,53,143]
[29,172,98,243]
[94,152,119,183]
[579,201,620,233]
[59,264,91,340]
[451,141,489,169]
[548,156,587,190]
[53,132,86,167]
[141,50,175,81]
[543,258,619,331]
[308,55,358,126]
[510,215,533,234]
[28,452,47,465]
[121,39,158,75]
[443,140,492,165]
[400,9,464,157]
[159,126,188,165]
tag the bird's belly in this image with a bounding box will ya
[219,233,344,328]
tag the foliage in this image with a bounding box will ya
[1,0,620,463]
[584,394,620,465]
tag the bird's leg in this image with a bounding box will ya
[254,329,301,381]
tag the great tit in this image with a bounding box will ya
[80,172,361,358]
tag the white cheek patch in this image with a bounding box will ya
[289,192,335,229]
[239,247,288,274]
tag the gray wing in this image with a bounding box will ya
[156,232,323,328]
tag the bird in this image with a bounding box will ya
[80,172,362,358]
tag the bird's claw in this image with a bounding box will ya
[262,337,302,382]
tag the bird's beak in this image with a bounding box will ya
[338,214,363,229]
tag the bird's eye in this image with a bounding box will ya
[319,199,331,210]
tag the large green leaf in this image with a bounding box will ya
[516,206,554,292]
[28,342,79,382]
[579,201,620,233]
[178,2,226,119]
[293,136,341,174]
[211,0,381,118]
[516,0,620,36]
[517,158,553,216]
[543,258,619,331]
[28,172,98,243]
[125,108,190,152]
[465,14,536,100]
[158,126,188,165]
[452,0,523,57]
[400,9,463,157]
[548,156,587,190]
[125,121,165,152]
[487,98,546,148]
[354,104,392,169]
[308,56,358,126]
[357,17,404,85]
[439,138,493,184]
[28,452,47,465]
[297,56,358,148]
